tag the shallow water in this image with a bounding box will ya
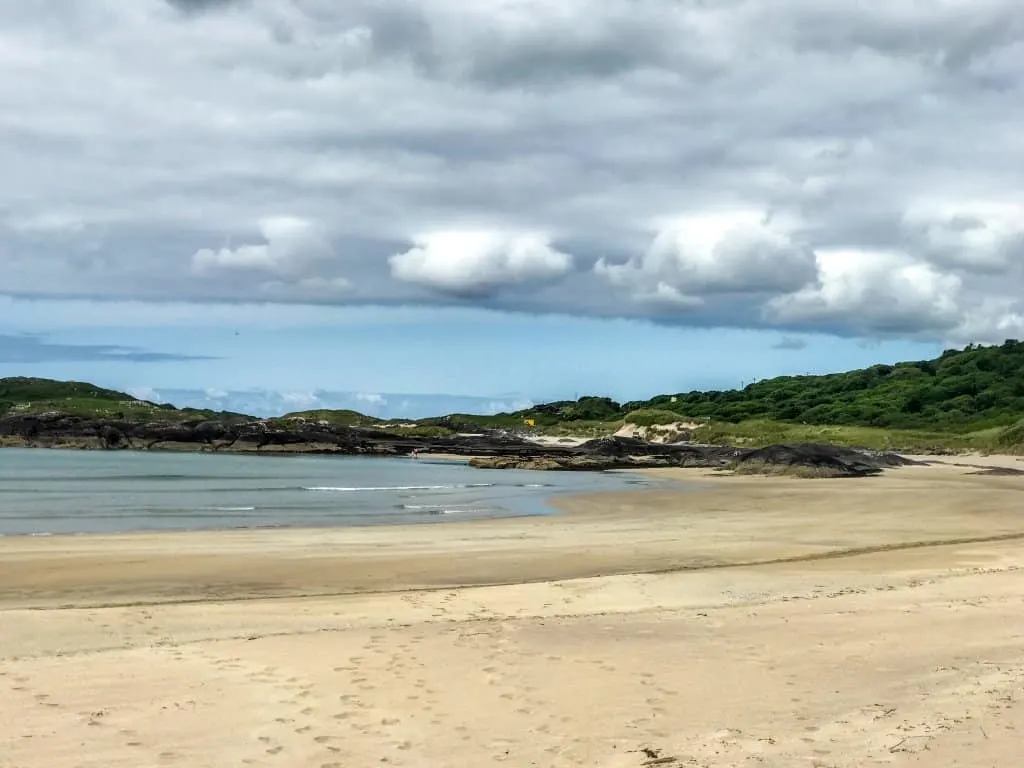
[0,448,656,535]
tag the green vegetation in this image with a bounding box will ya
[688,419,999,453]
[445,340,1024,453]
[994,418,1024,454]
[277,409,381,428]
[417,413,525,431]
[7,340,1024,454]
[0,376,132,405]
[623,408,686,427]
[0,376,241,423]
[479,340,1024,435]
[525,419,625,439]
[381,425,457,439]
[627,340,1024,431]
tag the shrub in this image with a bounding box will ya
[995,419,1024,452]
[624,408,683,427]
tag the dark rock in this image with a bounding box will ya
[0,412,915,478]
[731,443,919,478]
[966,466,1024,476]
[471,442,911,477]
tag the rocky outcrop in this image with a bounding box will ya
[730,443,919,477]
[0,413,916,477]
[966,466,1024,477]
[471,439,917,477]
[0,412,572,458]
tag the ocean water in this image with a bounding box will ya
[0,448,656,536]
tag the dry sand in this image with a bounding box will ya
[2,456,1024,767]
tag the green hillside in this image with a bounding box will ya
[633,340,1024,431]
[0,377,241,422]
[5,340,1024,452]
[494,340,1024,433]
[277,409,382,427]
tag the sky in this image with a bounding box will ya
[2,0,1022,417]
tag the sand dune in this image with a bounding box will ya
[2,457,1023,767]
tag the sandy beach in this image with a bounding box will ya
[2,456,1024,767]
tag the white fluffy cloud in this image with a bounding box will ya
[2,0,1024,342]
[902,200,1024,270]
[767,249,965,334]
[192,216,332,276]
[597,211,816,308]
[390,231,572,295]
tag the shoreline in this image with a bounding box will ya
[3,458,1022,611]
[3,456,1024,766]
[0,455,668,541]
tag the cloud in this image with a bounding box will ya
[140,387,533,418]
[354,392,387,406]
[902,200,1024,271]
[766,249,967,335]
[126,385,164,402]
[772,336,808,351]
[390,231,573,295]
[165,0,242,13]
[0,334,214,364]
[1,1,1023,343]
[191,216,349,297]
[596,211,816,309]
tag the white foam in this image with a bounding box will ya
[304,483,493,492]
[401,504,475,511]
[306,485,449,492]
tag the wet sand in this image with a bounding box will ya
[2,456,1023,767]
